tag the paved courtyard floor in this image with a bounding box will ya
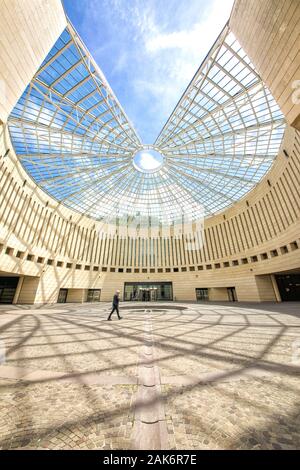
[0,301,299,450]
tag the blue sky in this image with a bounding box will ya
[63,0,234,144]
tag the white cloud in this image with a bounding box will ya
[145,0,234,54]
[139,151,162,170]
[131,0,235,139]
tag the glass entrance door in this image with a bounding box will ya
[137,288,158,301]
[124,283,173,301]
[139,288,150,301]
[196,288,209,301]
[87,289,101,302]
[150,288,158,301]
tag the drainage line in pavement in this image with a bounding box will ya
[132,309,169,450]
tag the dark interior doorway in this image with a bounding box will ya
[0,277,19,304]
[227,287,237,301]
[276,274,300,301]
[57,288,68,303]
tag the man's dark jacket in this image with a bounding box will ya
[113,294,119,306]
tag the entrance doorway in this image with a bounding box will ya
[87,289,101,302]
[227,287,237,302]
[0,277,19,304]
[196,288,209,301]
[57,288,68,303]
[124,282,173,301]
[135,288,158,302]
[276,274,300,301]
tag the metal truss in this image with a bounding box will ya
[8,22,285,224]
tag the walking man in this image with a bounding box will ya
[107,290,122,320]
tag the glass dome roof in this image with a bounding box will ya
[8,23,285,226]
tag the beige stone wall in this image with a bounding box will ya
[66,289,87,303]
[0,0,67,122]
[230,0,300,130]
[209,288,229,302]
[255,275,277,302]
[17,276,40,304]
[97,269,280,303]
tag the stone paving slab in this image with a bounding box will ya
[0,365,39,380]
[0,365,138,386]
[161,365,300,385]
[132,420,169,450]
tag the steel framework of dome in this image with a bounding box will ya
[8,22,285,225]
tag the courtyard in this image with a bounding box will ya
[0,302,299,450]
